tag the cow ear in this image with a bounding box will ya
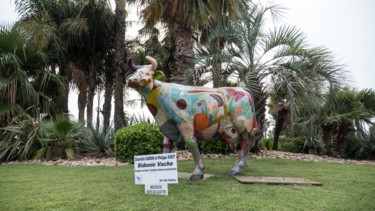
[153,71,164,80]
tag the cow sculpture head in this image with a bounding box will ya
[127,56,164,89]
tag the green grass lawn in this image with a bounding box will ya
[1,158,374,210]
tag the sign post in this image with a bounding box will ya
[134,153,178,195]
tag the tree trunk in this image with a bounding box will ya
[211,37,225,88]
[250,81,267,153]
[59,65,69,114]
[336,121,351,157]
[114,0,126,131]
[86,61,96,128]
[78,91,86,122]
[321,124,333,155]
[103,68,114,130]
[96,90,101,130]
[272,107,288,150]
[173,22,193,84]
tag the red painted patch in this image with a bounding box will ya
[177,99,187,110]
[234,91,245,101]
[147,78,151,83]
[219,132,232,140]
[147,103,157,116]
[225,88,236,101]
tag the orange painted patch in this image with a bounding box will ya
[194,113,210,132]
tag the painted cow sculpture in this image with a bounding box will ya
[127,56,259,179]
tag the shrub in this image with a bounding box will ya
[36,115,84,160]
[198,139,235,155]
[280,137,307,153]
[261,138,273,150]
[261,136,307,153]
[114,123,163,163]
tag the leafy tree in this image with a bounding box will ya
[139,0,245,84]
[15,0,116,128]
[193,3,345,152]
[333,88,375,156]
[0,24,65,128]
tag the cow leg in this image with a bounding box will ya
[186,136,205,180]
[178,121,204,180]
[163,136,173,153]
[228,130,252,176]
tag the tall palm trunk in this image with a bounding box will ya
[272,107,288,150]
[321,124,333,155]
[78,91,86,121]
[114,0,126,131]
[60,65,69,114]
[86,61,96,127]
[103,68,113,130]
[173,22,193,84]
[212,37,225,87]
[336,121,351,156]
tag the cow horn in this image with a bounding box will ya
[128,57,141,72]
[146,56,157,71]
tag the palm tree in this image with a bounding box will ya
[16,0,116,127]
[114,0,126,131]
[334,88,375,156]
[15,0,69,113]
[0,24,65,123]
[307,88,375,156]
[193,3,345,152]
[139,0,245,84]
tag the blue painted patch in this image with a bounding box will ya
[158,93,184,125]
[159,119,180,141]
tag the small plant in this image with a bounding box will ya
[0,113,41,161]
[79,127,114,157]
[35,115,84,160]
[114,123,163,163]
[303,125,322,154]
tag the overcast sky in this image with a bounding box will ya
[1,0,374,90]
[1,0,374,124]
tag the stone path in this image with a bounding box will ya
[1,150,374,166]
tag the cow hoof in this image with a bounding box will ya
[227,170,240,176]
[190,174,204,180]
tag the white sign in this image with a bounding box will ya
[145,184,168,195]
[134,153,178,185]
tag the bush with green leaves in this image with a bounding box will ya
[198,139,235,154]
[114,123,163,163]
[261,136,306,153]
[280,137,308,153]
[261,138,273,150]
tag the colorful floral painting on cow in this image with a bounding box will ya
[127,56,259,179]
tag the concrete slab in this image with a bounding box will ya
[178,172,215,180]
[235,176,322,186]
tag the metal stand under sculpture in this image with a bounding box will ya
[127,56,259,180]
